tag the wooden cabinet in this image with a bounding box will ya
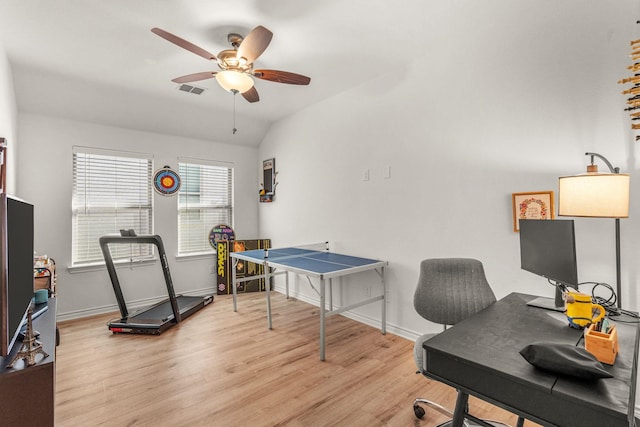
[0,298,57,426]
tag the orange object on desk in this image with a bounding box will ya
[585,323,619,365]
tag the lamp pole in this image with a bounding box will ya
[615,218,621,308]
[585,152,623,308]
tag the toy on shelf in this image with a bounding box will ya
[34,255,56,295]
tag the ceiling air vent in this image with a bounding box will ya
[178,84,205,95]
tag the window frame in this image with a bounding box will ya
[177,157,234,257]
[71,146,154,268]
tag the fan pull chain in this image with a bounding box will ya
[232,89,238,134]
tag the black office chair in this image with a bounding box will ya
[412,258,517,427]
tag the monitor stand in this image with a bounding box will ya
[526,296,565,312]
[526,285,566,312]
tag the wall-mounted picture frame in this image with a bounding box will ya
[260,158,277,203]
[512,191,555,232]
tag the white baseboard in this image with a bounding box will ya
[57,285,421,341]
[56,286,217,322]
[272,284,420,342]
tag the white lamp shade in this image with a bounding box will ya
[216,70,254,93]
[558,173,630,218]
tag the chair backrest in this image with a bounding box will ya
[413,258,497,326]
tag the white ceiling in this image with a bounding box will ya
[0,0,432,146]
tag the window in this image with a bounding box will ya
[178,160,234,255]
[72,148,153,266]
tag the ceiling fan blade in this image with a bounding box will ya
[171,72,217,84]
[241,86,260,103]
[236,26,273,64]
[254,69,311,85]
[151,27,216,61]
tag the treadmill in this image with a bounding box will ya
[100,231,213,335]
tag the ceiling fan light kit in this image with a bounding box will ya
[216,70,254,93]
[151,25,311,103]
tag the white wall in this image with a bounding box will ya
[16,113,259,319]
[6,0,640,339]
[0,43,17,193]
[258,1,640,339]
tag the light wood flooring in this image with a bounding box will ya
[55,292,535,427]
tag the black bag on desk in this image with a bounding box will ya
[520,342,613,380]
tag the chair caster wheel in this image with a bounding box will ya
[413,404,425,419]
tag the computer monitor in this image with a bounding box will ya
[0,194,35,356]
[519,219,578,310]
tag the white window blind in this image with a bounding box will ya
[178,161,234,255]
[72,148,153,266]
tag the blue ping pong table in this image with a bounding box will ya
[230,244,387,361]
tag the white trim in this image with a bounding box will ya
[55,286,216,321]
[178,156,234,168]
[175,252,215,261]
[72,145,153,160]
[67,257,157,273]
[270,284,417,341]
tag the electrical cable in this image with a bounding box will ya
[583,281,619,315]
[542,279,639,321]
[579,281,640,321]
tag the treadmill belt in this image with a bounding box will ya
[133,295,204,322]
[136,300,176,322]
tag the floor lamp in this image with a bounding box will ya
[558,152,630,308]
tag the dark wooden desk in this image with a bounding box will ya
[423,293,638,427]
[0,298,56,426]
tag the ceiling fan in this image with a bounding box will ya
[151,25,311,103]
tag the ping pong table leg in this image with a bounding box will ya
[329,278,333,311]
[265,261,272,329]
[285,270,289,299]
[320,277,326,361]
[381,266,386,335]
[232,258,238,312]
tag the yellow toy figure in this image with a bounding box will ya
[564,291,605,329]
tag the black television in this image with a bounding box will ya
[0,194,35,356]
[519,219,578,311]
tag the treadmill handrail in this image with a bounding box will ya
[99,234,182,324]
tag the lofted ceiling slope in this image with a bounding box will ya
[0,0,429,146]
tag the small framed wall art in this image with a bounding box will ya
[260,158,277,202]
[512,191,555,232]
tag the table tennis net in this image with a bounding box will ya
[264,242,329,259]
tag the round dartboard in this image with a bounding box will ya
[153,166,181,195]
